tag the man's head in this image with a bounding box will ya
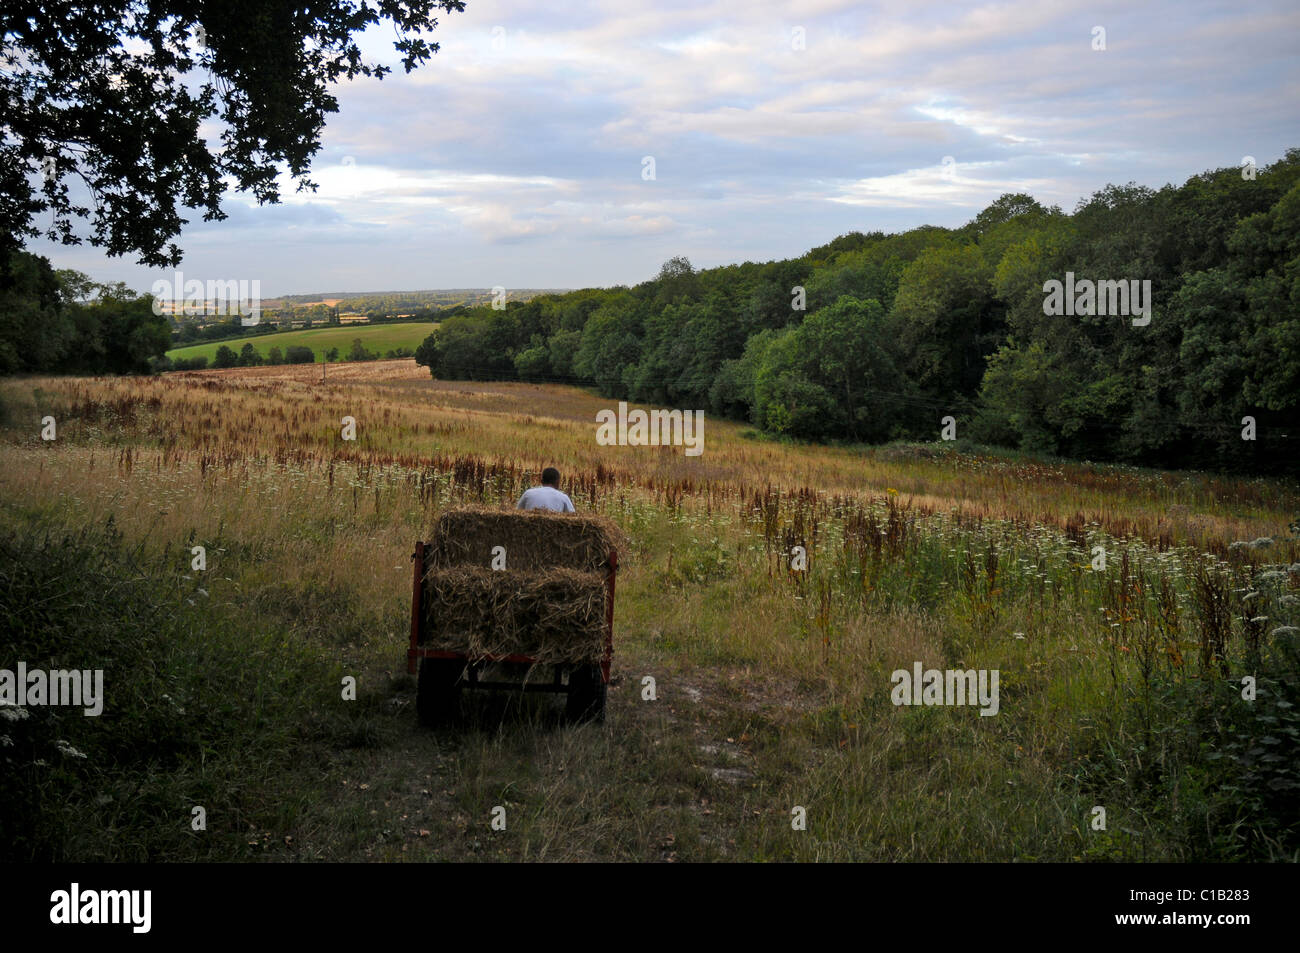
[541,467,560,487]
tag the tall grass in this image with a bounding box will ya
[1,368,1296,860]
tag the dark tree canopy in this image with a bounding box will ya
[1,0,465,266]
[412,153,1300,475]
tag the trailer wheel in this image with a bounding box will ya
[566,664,607,724]
[417,658,463,726]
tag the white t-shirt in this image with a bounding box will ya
[516,486,575,513]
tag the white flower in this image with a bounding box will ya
[0,707,29,722]
[56,740,87,759]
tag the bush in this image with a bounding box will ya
[171,356,208,371]
[284,345,315,364]
[213,345,238,368]
[347,338,376,362]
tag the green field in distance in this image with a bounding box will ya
[165,322,436,363]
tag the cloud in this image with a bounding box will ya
[25,0,1300,292]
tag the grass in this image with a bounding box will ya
[164,322,438,363]
[0,365,1297,861]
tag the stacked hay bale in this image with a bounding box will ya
[421,506,624,664]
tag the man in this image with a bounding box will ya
[516,466,575,512]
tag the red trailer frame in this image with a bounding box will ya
[407,541,618,688]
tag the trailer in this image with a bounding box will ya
[408,540,617,725]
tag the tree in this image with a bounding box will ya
[213,345,238,369]
[284,345,315,364]
[749,298,903,442]
[650,256,699,307]
[513,345,551,381]
[890,243,1001,410]
[969,193,1049,236]
[267,346,284,365]
[82,282,170,373]
[2,1,465,265]
[0,252,69,373]
[238,342,262,366]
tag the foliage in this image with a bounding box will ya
[409,152,1300,474]
[2,0,465,265]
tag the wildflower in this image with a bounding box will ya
[0,707,29,723]
[1272,626,1299,639]
[56,740,88,759]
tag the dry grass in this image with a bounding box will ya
[1,362,1297,862]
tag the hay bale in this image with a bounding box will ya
[426,505,623,573]
[422,568,607,663]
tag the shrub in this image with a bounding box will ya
[284,345,315,364]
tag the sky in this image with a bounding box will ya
[24,0,1300,297]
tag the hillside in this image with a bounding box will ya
[2,362,1296,862]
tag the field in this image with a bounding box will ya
[164,322,437,363]
[1,359,1297,862]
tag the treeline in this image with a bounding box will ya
[0,258,169,374]
[414,152,1300,473]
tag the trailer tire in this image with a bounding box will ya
[417,657,463,726]
[566,663,607,724]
